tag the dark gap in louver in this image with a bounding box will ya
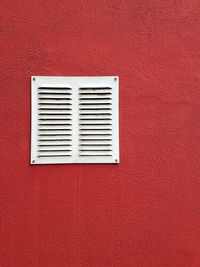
[38,123,72,126]
[79,103,111,105]
[79,138,112,142]
[39,114,71,118]
[39,130,71,132]
[80,98,112,100]
[39,128,71,130]
[80,144,112,146]
[39,136,72,139]
[39,92,72,95]
[80,124,111,126]
[39,110,72,112]
[39,98,72,101]
[38,134,72,137]
[39,138,72,142]
[39,128,72,132]
[38,131,71,133]
[38,86,72,90]
[80,113,112,116]
[39,131,72,134]
[79,149,112,151]
[39,112,72,114]
[39,116,72,119]
[80,114,111,116]
[39,113,72,115]
[38,144,71,147]
[39,125,72,127]
[80,87,112,90]
[80,118,112,121]
[38,129,72,131]
[39,135,72,137]
[80,129,111,131]
[79,93,111,95]
[79,108,112,110]
[39,143,72,146]
[39,93,72,95]
[38,131,72,138]
[79,134,112,136]
[39,118,72,121]
[39,103,72,105]
[38,98,72,105]
[39,98,72,100]
[79,155,112,157]
[79,123,112,126]
[38,140,72,142]
[38,149,72,152]
[38,155,71,157]
[38,107,72,110]
[39,115,72,117]
[38,127,71,130]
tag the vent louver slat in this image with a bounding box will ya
[79,87,113,158]
[37,87,72,159]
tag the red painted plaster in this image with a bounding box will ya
[1,1,200,266]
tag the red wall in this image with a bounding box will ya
[1,1,200,266]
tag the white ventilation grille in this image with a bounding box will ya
[31,77,119,164]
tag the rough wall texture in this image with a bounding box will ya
[1,0,200,266]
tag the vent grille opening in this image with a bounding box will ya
[37,87,72,158]
[79,87,113,157]
[31,76,119,164]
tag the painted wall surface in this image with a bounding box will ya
[1,1,200,266]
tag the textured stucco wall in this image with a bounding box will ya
[1,1,200,266]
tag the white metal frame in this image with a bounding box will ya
[31,76,119,164]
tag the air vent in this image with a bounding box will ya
[31,76,119,164]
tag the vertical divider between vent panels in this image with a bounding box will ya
[71,82,79,162]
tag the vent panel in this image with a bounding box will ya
[37,87,72,160]
[79,87,114,158]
